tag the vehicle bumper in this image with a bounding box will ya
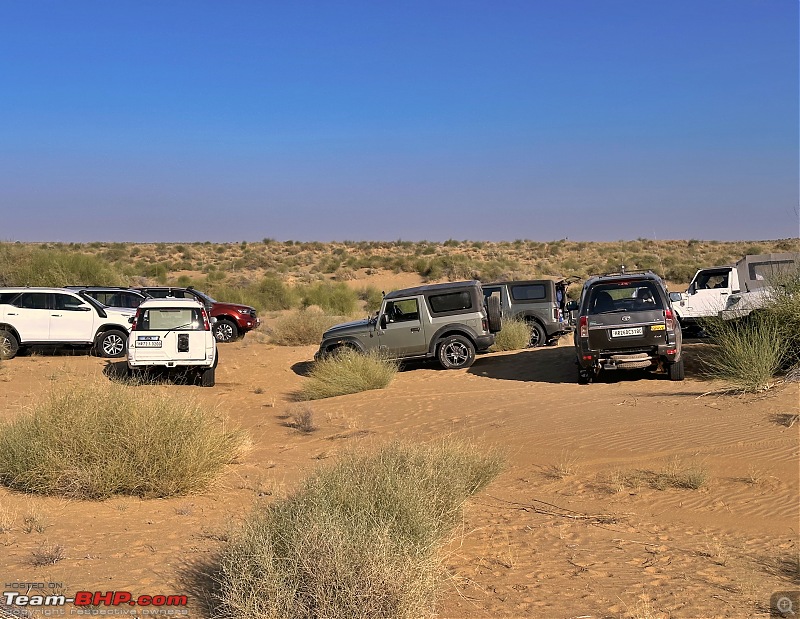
[128,358,214,369]
[576,344,678,370]
[475,334,495,352]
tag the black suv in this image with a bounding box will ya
[65,287,150,310]
[569,270,683,383]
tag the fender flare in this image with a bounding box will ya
[427,325,480,356]
[320,337,367,355]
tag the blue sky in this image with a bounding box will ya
[1,1,797,242]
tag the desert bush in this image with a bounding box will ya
[0,383,246,499]
[300,349,398,400]
[762,267,800,365]
[213,440,504,619]
[700,313,787,391]
[271,310,344,346]
[0,245,125,287]
[357,285,384,313]
[298,281,357,315]
[491,316,532,351]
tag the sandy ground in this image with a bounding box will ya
[0,336,797,619]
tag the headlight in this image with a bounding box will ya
[237,308,250,314]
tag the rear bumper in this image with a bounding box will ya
[475,334,495,352]
[576,343,679,370]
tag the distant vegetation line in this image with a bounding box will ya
[1,238,796,312]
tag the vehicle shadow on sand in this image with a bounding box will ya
[468,347,578,384]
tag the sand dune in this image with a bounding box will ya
[0,338,797,618]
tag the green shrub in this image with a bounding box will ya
[298,281,357,315]
[213,440,503,619]
[300,349,398,400]
[700,314,787,391]
[0,383,246,499]
[271,310,344,346]
[491,317,532,351]
[357,285,384,313]
[0,245,125,287]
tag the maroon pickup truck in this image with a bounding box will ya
[132,286,260,343]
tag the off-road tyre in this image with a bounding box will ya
[668,358,685,381]
[486,295,502,333]
[528,321,546,348]
[0,330,19,360]
[578,370,593,385]
[200,367,216,387]
[97,330,127,358]
[437,335,476,370]
[213,318,239,343]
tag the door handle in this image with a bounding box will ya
[719,292,728,295]
[410,327,420,333]
[51,314,62,317]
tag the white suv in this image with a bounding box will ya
[0,287,132,360]
[127,298,218,387]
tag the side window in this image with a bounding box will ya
[146,289,170,299]
[116,293,141,308]
[428,291,472,314]
[54,294,88,311]
[385,298,420,323]
[92,292,113,306]
[510,284,546,301]
[15,293,48,309]
[0,292,19,305]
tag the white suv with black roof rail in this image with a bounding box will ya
[0,288,132,360]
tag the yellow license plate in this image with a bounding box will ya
[650,324,665,331]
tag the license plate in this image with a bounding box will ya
[135,340,162,348]
[611,327,643,337]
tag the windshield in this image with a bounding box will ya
[588,281,664,315]
[193,290,217,304]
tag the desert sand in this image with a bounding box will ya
[0,332,797,619]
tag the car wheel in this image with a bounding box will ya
[438,335,476,370]
[528,321,546,348]
[486,295,502,333]
[668,358,685,381]
[200,367,215,387]
[213,319,239,343]
[0,330,19,360]
[97,330,127,358]
[578,369,593,385]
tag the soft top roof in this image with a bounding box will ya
[383,280,480,300]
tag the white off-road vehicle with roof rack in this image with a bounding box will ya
[127,298,218,387]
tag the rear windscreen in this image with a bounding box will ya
[139,308,204,330]
[587,281,663,315]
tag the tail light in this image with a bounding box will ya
[579,316,588,338]
[554,308,560,321]
[664,309,674,331]
[201,309,211,331]
[130,309,140,331]
[482,318,488,332]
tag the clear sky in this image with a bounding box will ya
[1,1,798,242]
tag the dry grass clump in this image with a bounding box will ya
[270,310,345,346]
[490,316,533,352]
[288,404,317,433]
[700,314,787,392]
[300,349,398,400]
[213,440,504,619]
[0,383,247,499]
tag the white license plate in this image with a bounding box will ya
[611,327,643,338]
[135,340,162,348]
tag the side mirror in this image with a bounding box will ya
[379,314,388,329]
[127,316,135,324]
[565,300,578,312]
[210,317,217,324]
